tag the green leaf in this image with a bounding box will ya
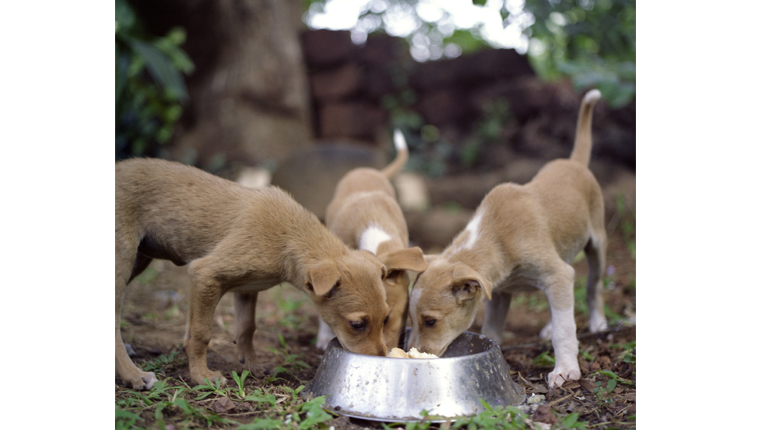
[607,378,617,392]
[127,38,188,101]
[563,413,579,427]
[531,351,556,367]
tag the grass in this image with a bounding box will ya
[117,346,593,430]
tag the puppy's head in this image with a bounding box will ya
[407,259,492,356]
[305,250,390,357]
[376,246,429,350]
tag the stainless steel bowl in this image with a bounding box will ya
[303,330,525,422]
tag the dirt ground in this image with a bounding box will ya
[115,201,635,430]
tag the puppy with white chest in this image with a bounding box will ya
[116,158,391,390]
[407,90,607,388]
[317,130,429,351]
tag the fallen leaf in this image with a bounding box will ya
[578,378,596,394]
[532,404,558,425]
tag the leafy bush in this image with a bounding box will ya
[115,0,194,160]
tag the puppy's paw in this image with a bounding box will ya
[191,369,227,387]
[547,366,581,389]
[126,371,157,390]
[238,343,256,368]
[589,311,608,334]
[539,322,553,340]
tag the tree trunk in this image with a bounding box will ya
[132,0,313,170]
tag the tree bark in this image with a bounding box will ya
[132,0,313,169]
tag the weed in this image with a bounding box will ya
[531,351,556,367]
[115,407,143,430]
[232,370,250,398]
[192,377,227,400]
[593,369,635,387]
[611,340,636,365]
[141,348,184,374]
[264,334,311,383]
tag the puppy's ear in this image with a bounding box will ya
[381,247,429,274]
[306,262,341,297]
[451,264,493,301]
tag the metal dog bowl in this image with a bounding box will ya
[303,329,524,422]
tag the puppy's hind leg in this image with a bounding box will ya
[234,291,259,370]
[585,230,608,334]
[481,291,512,344]
[115,242,158,390]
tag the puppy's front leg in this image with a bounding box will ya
[481,291,512,344]
[234,292,258,369]
[542,262,581,389]
[185,260,227,386]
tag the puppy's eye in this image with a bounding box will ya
[424,318,437,327]
[350,320,365,330]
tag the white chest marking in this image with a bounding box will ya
[359,225,392,254]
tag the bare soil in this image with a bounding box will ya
[116,201,635,429]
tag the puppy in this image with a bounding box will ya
[407,90,607,388]
[116,158,391,390]
[317,130,429,351]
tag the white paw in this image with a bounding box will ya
[547,365,581,389]
[539,321,553,340]
[129,371,157,390]
[589,311,608,333]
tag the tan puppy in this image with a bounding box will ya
[116,158,391,390]
[318,130,429,351]
[407,90,607,388]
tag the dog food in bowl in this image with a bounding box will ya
[387,347,439,359]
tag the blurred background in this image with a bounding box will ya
[115,0,635,251]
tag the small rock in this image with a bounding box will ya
[214,397,236,414]
[526,393,546,405]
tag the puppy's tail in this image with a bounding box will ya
[380,129,409,178]
[569,89,602,166]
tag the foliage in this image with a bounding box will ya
[303,0,635,108]
[115,0,194,160]
[522,0,636,107]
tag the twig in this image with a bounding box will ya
[547,390,578,407]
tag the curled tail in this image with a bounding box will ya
[569,89,602,166]
[381,129,409,178]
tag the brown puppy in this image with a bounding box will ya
[407,90,607,388]
[116,158,390,390]
[317,130,429,351]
